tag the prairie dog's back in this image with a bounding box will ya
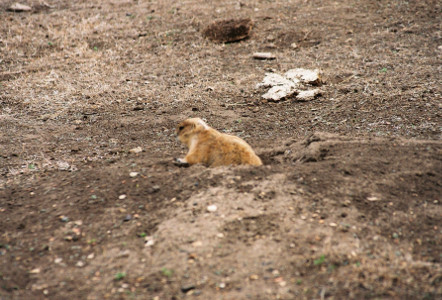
[176,118,262,167]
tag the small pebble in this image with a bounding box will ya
[192,241,203,247]
[123,214,132,222]
[118,194,127,200]
[207,205,217,212]
[60,216,69,223]
[145,236,155,247]
[253,52,276,60]
[87,253,95,260]
[219,282,226,289]
[129,172,139,178]
[76,261,85,268]
[8,3,32,12]
[181,284,196,293]
[54,258,63,264]
[29,268,41,274]
[129,147,143,154]
[329,222,337,227]
[367,196,379,201]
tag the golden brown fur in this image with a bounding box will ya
[175,118,262,167]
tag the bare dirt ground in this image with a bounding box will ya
[1,0,441,299]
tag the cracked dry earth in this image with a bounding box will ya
[1,0,441,299]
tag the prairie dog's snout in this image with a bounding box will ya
[174,118,262,167]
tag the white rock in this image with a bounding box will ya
[257,68,321,101]
[253,52,276,60]
[367,196,380,201]
[285,68,321,84]
[192,240,203,247]
[76,261,85,268]
[8,3,32,12]
[54,258,63,264]
[256,73,297,89]
[262,84,297,101]
[29,268,41,274]
[118,194,127,200]
[129,172,139,178]
[87,253,95,260]
[56,161,71,170]
[145,236,155,247]
[295,89,321,101]
[207,205,217,212]
[129,146,143,154]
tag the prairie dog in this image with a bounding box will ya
[175,118,262,167]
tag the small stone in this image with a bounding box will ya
[54,258,63,264]
[129,147,143,154]
[207,205,217,212]
[250,274,259,280]
[123,214,132,222]
[367,196,380,201]
[129,172,139,178]
[60,216,69,223]
[301,215,307,220]
[29,268,41,274]
[181,284,196,293]
[291,42,298,49]
[192,241,203,247]
[76,261,85,268]
[73,220,83,226]
[43,289,49,295]
[285,68,321,85]
[218,282,226,289]
[216,233,224,238]
[253,52,276,60]
[145,236,155,247]
[329,222,337,227]
[87,253,95,260]
[8,3,32,12]
[295,89,321,101]
[118,194,127,200]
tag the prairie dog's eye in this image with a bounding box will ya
[178,126,184,131]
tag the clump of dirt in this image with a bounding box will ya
[203,18,254,43]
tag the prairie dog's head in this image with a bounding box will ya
[176,118,209,146]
